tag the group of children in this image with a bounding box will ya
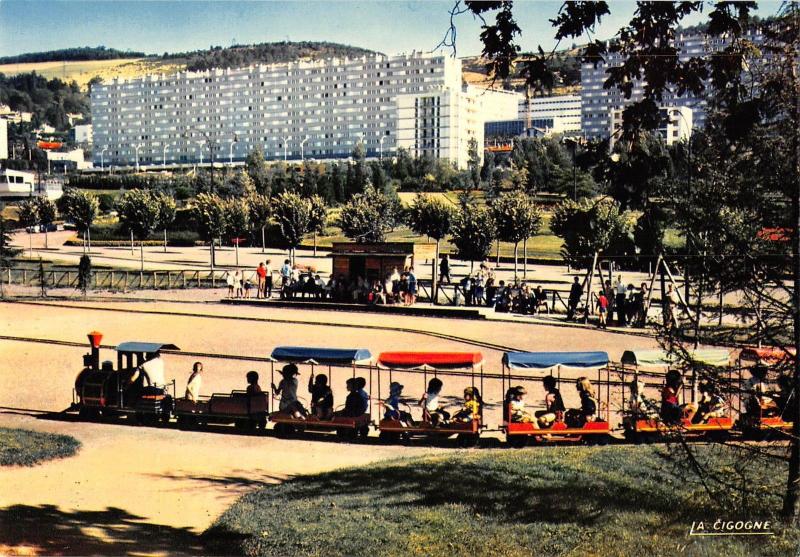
[505,376,599,428]
[382,379,484,427]
[266,364,370,420]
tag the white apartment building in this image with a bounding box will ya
[581,30,763,140]
[92,52,497,169]
[519,94,581,134]
[73,124,93,145]
[609,106,692,148]
[0,118,7,160]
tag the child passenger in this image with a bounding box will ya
[570,377,598,427]
[246,370,263,395]
[535,376,565,427]
[693,381,726,424]
[308,373,334,420]
[660,370,697,424]
[452,387,483,422]
[384,382,413,424]
[745,364,778,417]
[271,364,306,418]
[336,378,368,417]
[420,378,450,426]
[506,386,535,424]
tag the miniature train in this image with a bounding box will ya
[69,332,795,447]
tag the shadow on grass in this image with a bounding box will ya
[146,469,290,490]
[0,504,207,556]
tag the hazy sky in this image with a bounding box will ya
[0,1,784,59]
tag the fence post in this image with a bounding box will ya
[196,271,200,287]
[154,271,158,290]
[22,269,27,285]
[212,271,216,288]
[125,271,130,290]
[182,271,186,289]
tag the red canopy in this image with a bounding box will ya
[739,346,795,365]
[757,228,791,242]
[377,351,483,370]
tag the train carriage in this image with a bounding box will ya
[174,391,269,431]
[736,346,795,438]
[268,346,373,440]
[375,351,485,447]
[501,351,614,447]
[619,348,735,441]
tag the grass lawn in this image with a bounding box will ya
[204,445,797,557]
[0,428,80,466]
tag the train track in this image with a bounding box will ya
[1,299,523,354]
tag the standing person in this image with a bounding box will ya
[567,276,583,321]
[405,267,417,306]
[226,271,236,298]
[473,270,485,306]
[185,362,203,401]
[256,262,267,299]
[390,267,401,303]
[234,270,243,299]
[615,275,627,326]
[604,280,615,321]
[264,259,274,298]
[439,254,451,284]
[280,259,292,288]
[625,284,637,326]
[664,284,679,329]
[637,282,649,326]
[597,289,609,328]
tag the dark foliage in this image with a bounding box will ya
[0,46,145,65]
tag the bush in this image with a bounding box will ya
[98,193,116,213]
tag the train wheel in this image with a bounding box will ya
[506,434,528,449]
[358,425,370,438]
[457,433,479,448]
[274,423,294,438]
[378,431,400,444]
[78,407,99,421]
[337,428,357,442]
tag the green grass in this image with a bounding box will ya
[0,428,81,466]
[204,445,797,557]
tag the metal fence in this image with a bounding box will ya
[3,268,233,290]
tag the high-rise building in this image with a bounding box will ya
[581,30,763,140]
[91,52,507,170]
[519,94,582,134]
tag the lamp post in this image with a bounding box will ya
[183,129,220,193]
[134,144,143,172]
[300,136,309,162]
[100,147,107,171]
[162,142,171,168]
[229,133,239,165]
[379,134,386,160]
[197,142,204,166]
[282,136,290,161]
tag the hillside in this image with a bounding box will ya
[0,46,146,65]
[0,41,377,91]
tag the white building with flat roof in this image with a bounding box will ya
[92,52,502,169]
[609,106,692,148]
[519,94,582,134]
[73,124,93,145]
[0,118,7,160]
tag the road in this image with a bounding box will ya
[0,299,660,555]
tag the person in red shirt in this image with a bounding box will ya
[597,290,608,328]
[256,262,267,299]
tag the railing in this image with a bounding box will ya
[2,268,243,290]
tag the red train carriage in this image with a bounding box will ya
[736,346,795,439]
[268,346,373,440]
[619,348,735,442]
[501,351,614,447]
[375,351,485,447]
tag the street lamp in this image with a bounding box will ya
[196,141,205,166]
[229,133,240,165]
[133,143,143,172]
[162,141,173,168]
[378,134,387,160]
[183,129,221,193]
[100,146,107,171]
[282,136,290,161]
[300,136,309,162]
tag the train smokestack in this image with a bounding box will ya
[87,331,103,371]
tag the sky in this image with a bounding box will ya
[0,1,785,59]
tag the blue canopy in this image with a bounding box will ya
[271,346,372,365]
[116,342,180,353]
[503,351,609,369]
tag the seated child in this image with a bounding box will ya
[308,373,334,420]
[506,386,535,424]
[355,377,369,414]
[383,381,413,424]
[628,379,654,418]
[246,370,263,395]
[420,378,450,426]
[452,387,483,423]
[566,377,598,427]
[271,364,307,418]
[745,364,778,417]
[336,378,368,417]
[535,376,565,427]
[660,370,697,424]
[692,381,726,424]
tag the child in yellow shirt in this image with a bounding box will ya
[453,387,483,422]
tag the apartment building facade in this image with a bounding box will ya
[91,52,499,169]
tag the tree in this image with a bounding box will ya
[77,254,92,298]
[450,205,496,272]
[406,194,457,298]
[338,184,399,243]
[224,169,256,198]
[0,215,21,298]
[247,193,272,253]
[307,195,327,257]
[550,198,635,269]
[154,192,176,253]
[35,197,57,250]
[245,147,270,195]
[58,189,98,253]
[270,191,312,263]
[117,189,159,272]
[16,198,38,257]
[490,190,543,279]
[467,137,482,189]
[225,197,250,267]
[192,193,227,269]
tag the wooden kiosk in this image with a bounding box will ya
[330,242,436,284]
